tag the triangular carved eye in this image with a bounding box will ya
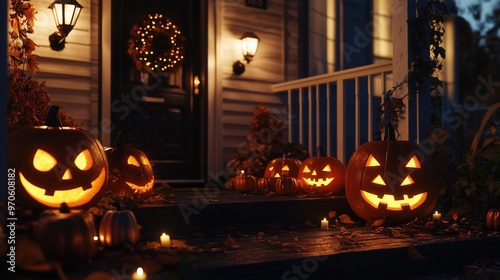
[302,165,311,173]
[33,149,57,171]
[372,175,386,185]
[282,165,290,172]
[322,164,331,172]
[401,175,415,186]
[405,156,421,168]
[140,155,150,165]
[128,155,140,167]
[366,154,381,167]
[269,166,274,171]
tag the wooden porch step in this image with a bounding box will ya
[134,188,356,237]
[129,188,500,280]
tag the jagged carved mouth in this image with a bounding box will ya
[303,177,334,187]
[361,190,427,211]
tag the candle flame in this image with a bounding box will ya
[137,267,144,276]
[93,236,98,241]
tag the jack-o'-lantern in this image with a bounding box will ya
[298,147,345,195]
[35,203,97,266]
[233,170,258,193]
[345,123,440,225]
[259,155,302,192]
[264,155,302,178]
[7,106,108,210]
[105,128,155,198]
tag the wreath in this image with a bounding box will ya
[128,14,185,73]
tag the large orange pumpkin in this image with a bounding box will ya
[345,123,440,225]
[105,128,154,198]
[298,147,345,195]
[7,106,108,210]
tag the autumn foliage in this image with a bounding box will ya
[7,0,79,132]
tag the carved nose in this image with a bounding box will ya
[62,169,72,180]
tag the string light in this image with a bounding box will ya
[128,14,185,73]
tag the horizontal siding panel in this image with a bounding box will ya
[34,75,91,91]
[36,58,92,77]
[222,91,284,104]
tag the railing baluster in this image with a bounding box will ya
[270,62,393,164]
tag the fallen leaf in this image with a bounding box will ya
[305,219,317,228]
[339,214,355,224]
[407,244,425,260]
[224,234,241,249]
[328,211,337,218]
[370,219,385,227]
[172,239,190,249]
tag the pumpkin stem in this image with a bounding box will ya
[60,202,70,213]
[115,127,134,148]
[316,146,322,157]
[383,122,396,141]
[46,105,63,127]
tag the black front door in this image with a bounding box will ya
[110,0,205,186]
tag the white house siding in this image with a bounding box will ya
[216,0,293,171]
[29,0,97,131]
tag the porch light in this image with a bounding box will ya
[48,0,83,51]
[233,32,260,75]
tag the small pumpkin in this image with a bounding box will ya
[105,128,155,198]
[34,203,97,266]
[98,207,140,248]
[233,170,258,193]
[257,177,277,193]
[486,209,500,231]
[275,176,302,195]
[298,146,345,195]
[7,106,108,210]
[345,123,440,225]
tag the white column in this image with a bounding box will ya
[391,0,412,140]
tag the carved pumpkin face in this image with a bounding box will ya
[7,107,108,210]
[345,136,440,225]
[298,149,345,195]
[106,146,155,198]
[264,157,302,178]
[105,128,155,198]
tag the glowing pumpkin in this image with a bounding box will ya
[7,106,108,210]
[264,155,302,178]
[233,170,258,193]
[105,128,154,198]
[345,123,440,225]
[35,203,97,265]
[298,147,345,195]
[99,208,140,247]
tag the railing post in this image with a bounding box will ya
[391,0,412,140]
[336,80,345,163]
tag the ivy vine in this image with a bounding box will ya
[379,0,449,137]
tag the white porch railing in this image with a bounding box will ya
[271,62,393,164]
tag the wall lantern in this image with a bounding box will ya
[48,0,83,51]
[232,32,260,75]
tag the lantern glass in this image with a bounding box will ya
[240,32,259,63]
[49,0,83,36]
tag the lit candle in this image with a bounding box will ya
[321,218,329,230]
[160,233,171,247]
[132,267,147,280]
[433,211,441,221]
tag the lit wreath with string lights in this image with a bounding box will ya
[128,14,185,73]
